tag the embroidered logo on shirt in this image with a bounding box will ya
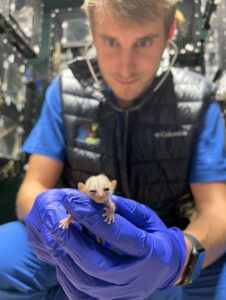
[76,123,100,144]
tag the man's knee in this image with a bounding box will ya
[0,221,57,292]
[0,221,29,277]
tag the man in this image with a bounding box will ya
[1,0,226,299]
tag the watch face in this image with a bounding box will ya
[180,233,206,285]
[193,247,205,281]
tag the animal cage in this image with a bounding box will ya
[0,36,27,111]
[0,0,44,58]
[48,7,91,77]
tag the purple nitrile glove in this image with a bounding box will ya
[25,188,186,300]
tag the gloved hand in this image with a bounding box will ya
[25,189,187,300]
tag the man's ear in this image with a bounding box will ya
[111,180,117,190]
[78,182,87,193]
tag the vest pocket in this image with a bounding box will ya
[74,139,100,152]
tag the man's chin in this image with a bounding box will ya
[113,83,148,101]
[114,91,142,102]
[113,97,136,108]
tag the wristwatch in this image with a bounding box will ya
[177,232,206,285]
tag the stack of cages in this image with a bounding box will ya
[204,0,226,118]
[48,6,92,79]
[172,0,204,73]
[0,0,44,57]
[0,36,27,179]
[0,0,44,180]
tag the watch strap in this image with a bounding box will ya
[177,233,205,285]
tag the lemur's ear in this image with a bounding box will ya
[78,182,86,193]
[111,180,117,190]
[168,19,176,40]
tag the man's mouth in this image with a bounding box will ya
[115,78,139,85]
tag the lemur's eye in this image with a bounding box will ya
[89,190,96,194]
[104,188,110,192]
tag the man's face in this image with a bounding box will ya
[92,8,168,107]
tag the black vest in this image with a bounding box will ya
[60,59,215,229]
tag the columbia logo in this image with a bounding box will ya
[154,130,188,138]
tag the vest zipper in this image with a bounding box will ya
[122,110,130,198]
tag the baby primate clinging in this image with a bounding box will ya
[59,174,117,229]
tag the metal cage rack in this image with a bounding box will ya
[204,0,226,80]
[203,0,226,115]
[0,0,44,180]
[0,36,27,177]
[48,6,91,77]
[0,114,23,161]
[0,0,44,58]
[0,36,28,112]
[173,0,204,72]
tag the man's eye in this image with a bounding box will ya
[135,39,151,48]
[104,38,119,47]
[104,188,110,192]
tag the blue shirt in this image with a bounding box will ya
[22,77,226,183]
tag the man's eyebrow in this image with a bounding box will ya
[98,33,159,40]
[135,33,159,41]
[98,33,117,39]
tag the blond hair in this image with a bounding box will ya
[82,0,178,36]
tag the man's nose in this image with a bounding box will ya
[118,49,135,78]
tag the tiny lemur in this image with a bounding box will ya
[59,174,117,229]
